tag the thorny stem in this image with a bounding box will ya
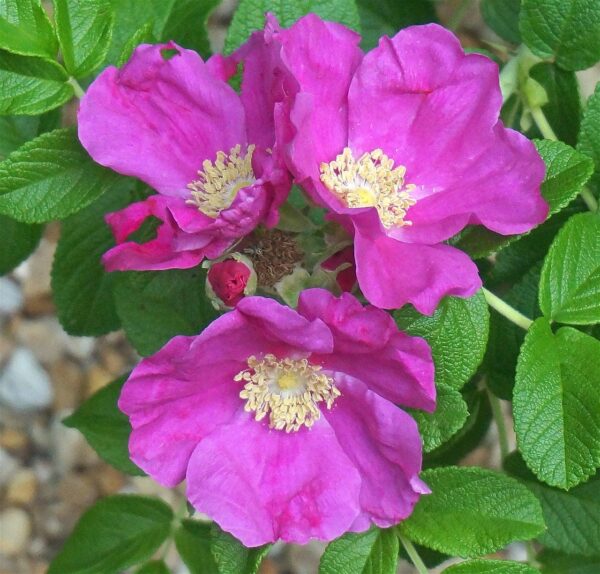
[68,77,85,99]
[482,288,533,331]
[487,388,510,461]
[399,534,429,574]
[448,0,472,31]
[531,106,599,212]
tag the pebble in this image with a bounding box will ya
[0,428,28,452]
[6,469,38,505]
[49,359,84,411]
[0,278,23,316]
[0,348,53,411]
[86,364,113,396]
[0,447,19,487]
[0,508,32,556]
[50,413,98,474]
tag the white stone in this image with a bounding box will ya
[0,348,53,411]
[0,278,23,315]
[0,447,19,487]
[0,507,31,556]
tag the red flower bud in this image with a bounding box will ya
[322,246,356,292]
[207,259,252,307]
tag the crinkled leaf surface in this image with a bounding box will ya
[539,213,600,324]
[514,318,600,488]
[399,467,545,557]
[395,291,489,390]
[320,528,399,574]
[443,560,539,573]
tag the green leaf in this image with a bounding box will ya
[399,466,545,557]
[527,479,600,557]
[529,63,581,147]
[175,520,218,574]
[539,550,600,573]
[424,390,492,468]
[225,0,361,53]
[0,214,42,274]
[356,0,437,51]
[514,318,600,488]
[63,375,144,476]
[47,495,173,574]
[0,50,72,115]
[211,524,270,574]
[136,560,170,574]
[455,139,594,259]
[162,0,219,59]
[0,128,120,222]
[51,184,131,336]
[578,83,600,175]
[520,0,600,71]
[114,266,217,356]
[0,0,58,58]
[539,212,600,324]
[394,291,489,390]
[107,0,217,65]
[411,384,469,453]
[481,0,522,44]
[0,113,58,160]
[53,0,114,78]
[319,528,399,574]
[443,560,539,574]
[117,20,154,66]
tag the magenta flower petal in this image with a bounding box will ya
[79,43,246,197]
[354,225,481,314]
[298,289,435,410]
[186,413,362,546]
[119,290,433,545]
[118,336,242,486]
[324,375,426,530]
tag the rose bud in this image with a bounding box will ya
[206,254,257,310]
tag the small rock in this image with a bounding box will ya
[57,473,98,509]
[14,239,54,300]
[0,278,23,316]
[99,346,128,376]
[50,413,98,474]
[96,465,125,495]
[86,364,113,396]
[0,447,19,487]
[6,469,37,505]
[49,359,84,411]
[0,428,28,452]
[63,336,95,361]
[0,508,31,556]
[0,348,53,411]
[13,318,65,364]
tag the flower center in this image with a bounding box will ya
[320,147,416,228]
[187,144,256,218]
[235,354,340,432]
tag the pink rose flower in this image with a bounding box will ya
[207,256,255,308]
[118,288,435,546]
[78,42,290,271]
[238,15,548,313]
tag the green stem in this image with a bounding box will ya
[398,534,429,574]
[487,389,510,461]
[482,288,533,330]
[581,187,599,212]
[530,106,558,141]
[68,77,85,99]
[448,0,472,31]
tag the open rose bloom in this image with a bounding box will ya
[118,289,434,546]
[78,42,290,271]
[241,15,548,313]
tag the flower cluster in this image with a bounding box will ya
[78,14,546,547]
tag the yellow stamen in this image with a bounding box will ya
[320,147,416,228]
[235,354,340,432]
[187,144,256,218]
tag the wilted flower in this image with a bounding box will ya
[241,16,548,313]
[118,288,435,546]
[78,42,290,271]
[206,254,257,309]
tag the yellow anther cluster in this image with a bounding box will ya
[320,147,416,228]
[187,144,256,218]
[235,354,340,433]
